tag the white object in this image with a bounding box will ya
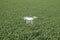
[23,16,37,24]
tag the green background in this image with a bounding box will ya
[0,0,60,40]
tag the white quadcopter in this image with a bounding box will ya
[23,16,38,24]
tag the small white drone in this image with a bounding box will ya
[23,16,37,24]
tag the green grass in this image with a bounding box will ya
[0,0,60,40]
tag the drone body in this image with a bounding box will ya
[23,16,37,24]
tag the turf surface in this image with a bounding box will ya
[0,0,60,40]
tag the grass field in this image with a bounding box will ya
[0,0,60,40]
